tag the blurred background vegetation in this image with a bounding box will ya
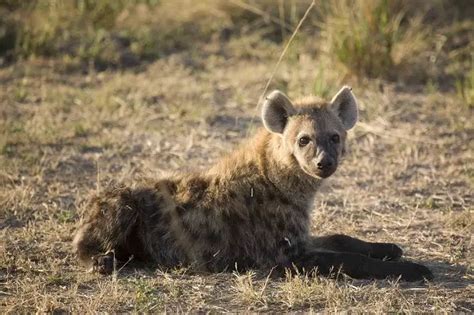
[0,0,472,103]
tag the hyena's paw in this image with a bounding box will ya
[371,243,403,261]
[92,251,115,275]
[398,261,434,282]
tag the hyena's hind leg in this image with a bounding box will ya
[311,234,403,260]
[73,221,117,274]
[73,185,145,274]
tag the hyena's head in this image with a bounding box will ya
[262,86,358,179]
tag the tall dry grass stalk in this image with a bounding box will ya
[319,0,430,80]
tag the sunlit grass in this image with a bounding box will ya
[319,0,430,81]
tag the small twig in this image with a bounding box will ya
[260,266,275,297]
[258,0,316,107]
[246,0,316,136]
[115,254,135,276]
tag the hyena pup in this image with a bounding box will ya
[73,86,433,281]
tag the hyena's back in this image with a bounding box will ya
[73,180,186,268]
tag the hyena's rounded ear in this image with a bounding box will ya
[330,86,358,130]
[262,90,296,134]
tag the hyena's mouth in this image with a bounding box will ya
[301,165,337,179]
[315,166,337,178]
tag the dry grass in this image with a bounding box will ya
[1,0,473,313]
[319,0,430,80]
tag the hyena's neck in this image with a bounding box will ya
[261,131,323,208]
[209,129,322,210]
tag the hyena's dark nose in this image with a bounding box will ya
[317,158,334,170]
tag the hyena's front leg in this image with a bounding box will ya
[291,249,433,281]
[311,234,403,260]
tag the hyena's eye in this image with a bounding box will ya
[298,136,311,147]
[331,134,340,144]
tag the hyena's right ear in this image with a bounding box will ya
[262,90,296,134]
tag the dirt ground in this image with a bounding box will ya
[1,39,473,312]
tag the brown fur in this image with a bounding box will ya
[73,87,433,281]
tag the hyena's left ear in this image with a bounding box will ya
[330,86,358,130]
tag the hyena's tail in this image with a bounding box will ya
[72,184,155,270]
